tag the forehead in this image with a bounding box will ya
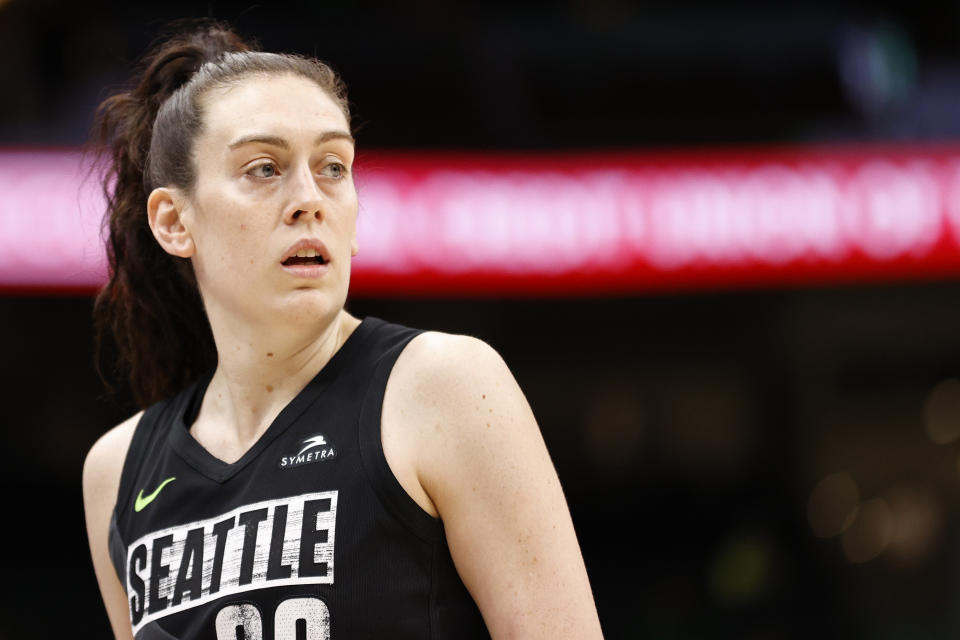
[198,74,349,148]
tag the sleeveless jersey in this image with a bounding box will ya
[108,317,490,640]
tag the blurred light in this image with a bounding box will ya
[11,147,960,296]
[842,498,894,563]
[707,530,774,607]
[886,488,941,567]
[922,378,960,444]
[583,379,644,476]
[657,367,754,479]
[807,472,859,538]
[838,21,917,118]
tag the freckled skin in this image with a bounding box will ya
[379,333,604,638]
[179,75,358,330]
[81,71,602,640]
[140,75,362,469]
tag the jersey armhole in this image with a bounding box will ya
[107,511,127,589]
[112,402,166,523]
[108,397,186,586]
[358,333,442,544]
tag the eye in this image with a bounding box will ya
[320,162,347,180]
[247,161,279,179]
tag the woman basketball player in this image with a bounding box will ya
[82,23,603,639]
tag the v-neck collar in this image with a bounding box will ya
[168,316,381,484]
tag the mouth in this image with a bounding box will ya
[280,241,332,280]
[281,248,329,267]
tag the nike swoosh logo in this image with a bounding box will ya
[135,477,176,513]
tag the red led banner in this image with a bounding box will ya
[3,146,960,296]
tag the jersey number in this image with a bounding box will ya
[215,597,330,640]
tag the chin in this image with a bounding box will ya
[275,288,348,327]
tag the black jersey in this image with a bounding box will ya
[108,317,490,640]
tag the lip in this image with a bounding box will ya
[281,238,332,263]
[280,238,332,279]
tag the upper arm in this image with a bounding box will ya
[82,412,141,640]
[384,333,603,640]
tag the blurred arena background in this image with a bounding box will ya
[4,0,960,638]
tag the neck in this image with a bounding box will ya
[194,308,361,453]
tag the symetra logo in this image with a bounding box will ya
[279,433,337,469]
[135,477,176,512]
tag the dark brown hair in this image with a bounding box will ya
[91,21,351,408]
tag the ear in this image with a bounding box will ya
[147,187,195,258]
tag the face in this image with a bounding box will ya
[173,74,358,329]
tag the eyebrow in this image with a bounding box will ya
[227,130,355,150]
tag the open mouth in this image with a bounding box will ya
[282,248,328,267]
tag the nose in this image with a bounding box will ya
[283,164,324,225]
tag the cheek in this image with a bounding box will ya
[239,223,254,264]
[337,219,358,257]
[338,197,359,237]
[200,220,257,273]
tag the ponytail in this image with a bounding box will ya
[93,22,251,408]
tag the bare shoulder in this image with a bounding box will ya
[387,329,542,500]
[386,330,527,451]
[82,411,143,509]
[390,330,516,407]
[83,413,143,640]
[386,331,604,637]
[381,331,524,518]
